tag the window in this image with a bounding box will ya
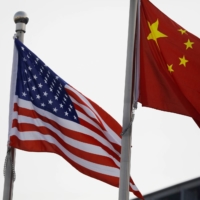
[157,192,180,200]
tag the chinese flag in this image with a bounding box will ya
[139,0,200,127]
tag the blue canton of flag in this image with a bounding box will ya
[15,39,79,123]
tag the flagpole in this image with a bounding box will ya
[3,11,28,200]
[118,0,138,200]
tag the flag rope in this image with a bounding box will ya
[121,107,135,136]
[3,146,16,182]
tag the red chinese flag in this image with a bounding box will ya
[139,0,200,127]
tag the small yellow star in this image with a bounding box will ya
[178,29,187,35]
[147,19,167,46]
[184,39,194,49]
[167,64,174,73]
[179,56,188,67]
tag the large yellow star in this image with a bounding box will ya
[184,39,194,49]
[147,19,167,46]
[179,56,188,67]
[167,64,174,73]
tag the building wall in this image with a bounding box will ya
[132,177,200,200]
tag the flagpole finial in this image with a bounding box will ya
[14,11,28,42]
[14,11,28,24]
[14,11,29,33]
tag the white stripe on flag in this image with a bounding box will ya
[12,113,120,167]
[10,127,120,177]
[66,85,121,145]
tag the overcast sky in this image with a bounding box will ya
[1,0,200,199]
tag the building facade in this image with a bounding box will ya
[132,177,200,200]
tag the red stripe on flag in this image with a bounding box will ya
[12,119,120,167]
[10,136,121,186]
[13,103,121,162]
[65,86,122,150]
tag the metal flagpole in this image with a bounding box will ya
[118,0,138,200]
[3,11,28,200]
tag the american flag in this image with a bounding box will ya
[9,39,143,199]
